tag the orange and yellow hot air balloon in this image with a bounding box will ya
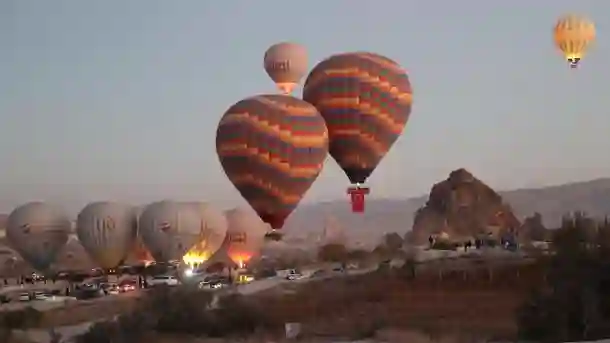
[554,14,596,68]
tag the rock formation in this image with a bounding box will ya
[520,212,548,241]
[411,168,520,244]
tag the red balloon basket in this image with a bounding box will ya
[347,186,370,213]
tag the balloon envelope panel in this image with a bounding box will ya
[139,201,206,262]
[303,52,413,184]
[6,202,70,271]
[216,94,329,229]
[76,202,138,269]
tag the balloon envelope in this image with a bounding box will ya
[216,94,328,230]
[76,202,138,269]
[6,202,70,271]
[264,42,308,94]
[181,202,228,266]
[303,52,413,184]
[139,201,207,263]
[554,15,596,64]
[221,207,269,266]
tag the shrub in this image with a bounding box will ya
[207,293,270,337]
[517,214,610,342]
[0,307,42,329]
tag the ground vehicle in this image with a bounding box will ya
[18,292,30,301]
[285,269,303,281]
[119,280,137,292]
[332,266,345,273]
[31,273,45,282]
[100,283,120,295]
[198,275,228,289]
[33,291,48,300]
[148,275,179,287]
[107,285,120,295]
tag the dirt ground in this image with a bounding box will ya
[36,295,141,328]
[251,261,545,341]
[6,258,546,341]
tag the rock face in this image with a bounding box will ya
[520,212,548,241]
[411,168,521,244]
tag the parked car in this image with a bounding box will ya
[148,275,179,287]
[18,292,30,302]
[32,291,49,301]
[119,279,137,292]
[198,275,228,289]
[285,269,303,281]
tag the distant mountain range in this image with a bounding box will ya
[2,177,610,244]
[282,177,610,241]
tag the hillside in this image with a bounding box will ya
[284,177,610,241]
[411,169,520,244]
[2,177,610,245]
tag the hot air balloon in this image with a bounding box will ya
[554,14,596,68]
[139,200,207,263]
[213,207,268,268]
[76,202,137,270]
[264,42,308,95]
[302,52,413,213]
[181,202,228,267]
[216,94,329,238]
[6,202,70,271]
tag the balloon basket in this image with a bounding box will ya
[347,186,370,213]
[264,230,283,242]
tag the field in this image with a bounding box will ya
[251,260,546,340]
[2,257,548,342]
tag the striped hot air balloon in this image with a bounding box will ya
[302,52,413,212]
[216,95,329,236]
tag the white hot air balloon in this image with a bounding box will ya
[181,202,228,267]
[213,207,268,268]
[76,202,138,270]
[6,202,70,271]
[139,200,207,263]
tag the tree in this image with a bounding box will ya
[318,243,348,263]
[517,213,610,342]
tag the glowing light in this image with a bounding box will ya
[182,250,211,267]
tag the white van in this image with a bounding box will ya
[148,275,179,287]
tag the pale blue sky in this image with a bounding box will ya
[1,1,609,214]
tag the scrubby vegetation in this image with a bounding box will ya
[517,213,610,342]
[76,285,275,343]
[0,307,42,342]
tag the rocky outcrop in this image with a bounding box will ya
[520,212,548,241]
[411,168,520,244]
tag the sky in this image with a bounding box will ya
[1,1,609,215]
